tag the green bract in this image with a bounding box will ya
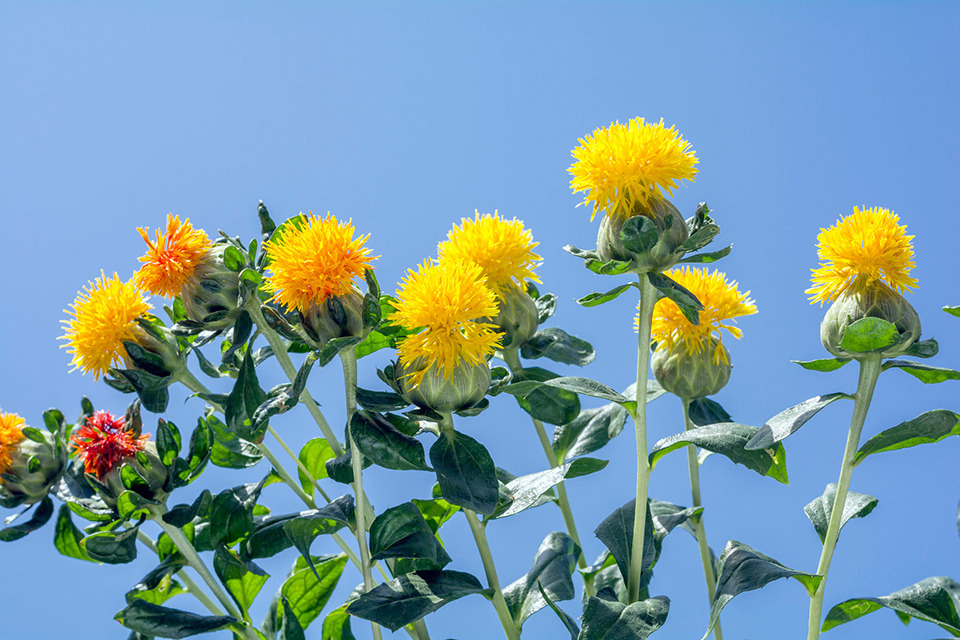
[820,280,921,359]
[650,338,731,400]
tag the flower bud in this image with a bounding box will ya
[301,287,371,349]
[99,441,169,508]
[180,244,243,330]
[488,285,539,350]
[820,279,922,359]
[397,357,491,414]
[597,198,689,273]
[0,417,66,506]
[651,337,731,400]
[123,321,187,382]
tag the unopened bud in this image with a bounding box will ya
[0,423,66,506]
[651,337,731,400]
[99,441,169,508]
[302,287,371,349]
[488,286,539,350]
[180,244,243,330]
[397,357,491,414]
[597,198,689,273]
[820,279,922,359]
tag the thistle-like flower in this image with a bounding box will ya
[392,259,500,410]
[647,268,756,399]
[569,117,698,221]
[134,214,213,298]
[0,411,26,479]
[438,212,542,349]
[809,207,921,359]
[60,273,153,380]
[569,118,699,272]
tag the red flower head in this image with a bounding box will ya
[71,411,149,479]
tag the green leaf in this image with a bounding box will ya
[223,245,246,272]
[687,397,732,426]
[0,496,53,542]
[543,377,628,403]
[279,554,348,631]
[297,438,334,496]
[619,214,660,254]
[115,600,237,639]
[745,393,852,450]
[117,490,160,520]
[677,244,732,265]
[369,502,451,568]
[222,311,253,364]
[356,387,409,412]
[126,559,187,606]
[553,403,629,462]
[210,437,263,469]
[355,330,393,359]
[505,367,582,426]
[566,457,609,479]
[838,317,900,353]
[214,544,270,619]
[491,460,593,520]
[883,360,960,384]
[803,483,879,544]
[157,419,182,468]
[53,504,94,562]
[280,595,306,640]
[576,283,639,308]
[520,328,596,367]
[681,218,720,252]
[903,338,940,358]
[82,524,140,564]
[792,358,852,372]
[534,292,558,324]
[252,354,317,431]
[283,496,357,578]
[702,540,822,640]
[651,423,789,484]
[854,410,960,466]
[209,479,266,547]
[411,497,459,535]
[580,590,670,640]
[647,271,703,325]
[321,603,356,640]
[503,532,580,629]
[324,448,371,485]
[350,411,430,471]
[945,306,960,318]
[537,580,579,639]
[226,342,270,443]
[315,336,364,368]
[347,570,493,631]
[823,576,960,635]
[430,429,499,515]
[179,419,213,486]
[114,369,171,413]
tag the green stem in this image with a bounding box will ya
[248,302,344,456]
[627,274,656,603]
[137,529,225,617]
[501,348,593,597]
[439,413,520,640]
[266,424,333,503]
[151,511,245,622]
[806,355,882,640]
[342,348,383,640]
[682,398,723,640]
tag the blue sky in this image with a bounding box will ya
[1,2,959,639]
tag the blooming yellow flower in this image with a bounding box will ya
[647,267,757,365]
[0,411,26,476]
[393,259,501,388]
[807,206,917,305]
[134,214,212,298]
[437,211,541,291]
[263,212,376,313]
[569,117,699,221]
[60,272,153,379]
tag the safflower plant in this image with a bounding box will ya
[2,118,959,640]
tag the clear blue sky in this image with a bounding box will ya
[2,2,958,639]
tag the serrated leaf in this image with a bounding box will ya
[651,423,789,484]
[702,540,822,640]
[803,483,879,544]
[687,397,732,426]
[854,410,960,466]
[745,393,852,450]
[490,461,583,520]
[347,570,493,631]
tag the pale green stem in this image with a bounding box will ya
[807,355,882,640]
[627,274,656,603]
[501,348,593,597]
[682,398,723,640]
[266,424,333,503]
[247,302,344,456]
[342,348,383,640]
[439,413,520,640]
[151,510,245,623]
[137,529,225,616]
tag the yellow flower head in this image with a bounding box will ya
[263,212,377,313]
[0,411,26,476]
[569,117,699,221]
[647,267,757,365]
[393,259,501,388]
[437,211,541,291]
[134,214,212,298]
[60,272,153,379]
[807,206,917,305]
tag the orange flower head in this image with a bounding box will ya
[0,411,26,476]
[134,214,212,298]
[71,410,149,479]
[263,212,377,313]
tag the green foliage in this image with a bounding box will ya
[823,576,960,635]
[429,429,499,516]
[503,532,580,629]
[115,600,237,639]
[803,484,879,544]
[854,410,960,466]
[650,423,789,484]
